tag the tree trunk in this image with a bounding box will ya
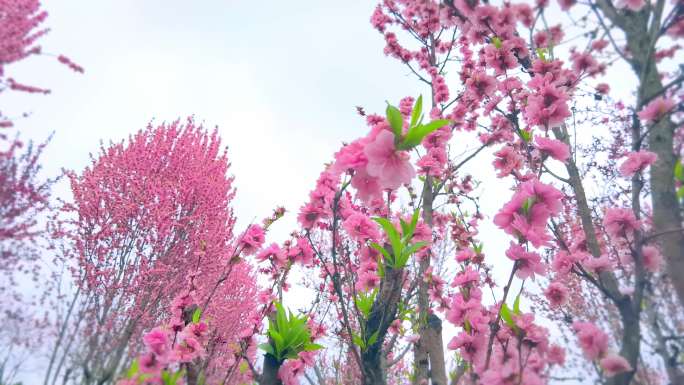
[259,354,283,385]
[361,266,403,385]
[595,0,684,310]
[426,315,448,385]
[412,176,448,385]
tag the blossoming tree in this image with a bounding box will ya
[45,120,259,385]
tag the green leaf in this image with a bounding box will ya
[521,197,536,215]
[520,129,533,143]
[677,186,684,199]
[400,119,451,150]
[126,359,139,379]
[411,95,423,128]
[352,333,366,350]
[407,209,420,240]
[377,254,385,278]
[386,104,404,137]
[513,293,521,315]
[491,36,502,49]
[675,161,684,181]
[355,289,376,319]
[367,330,380,347]
[192,308,202,324]
[500,303,515,330]
[304,343,324,351]
[473,242,483,254]
[399,218,410,239]
[536,47,547,62]
[172,370,185,384]
[370,242,393,266]
[373,217,402,260]
[268,329,285,357]
[161,370,170,385]
[402,241,428,259]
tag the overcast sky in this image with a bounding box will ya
[1,0,430,234]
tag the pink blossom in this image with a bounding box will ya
[525,80,571,128]
[57,55,84,73]
[288,237,314,266]
[364,130,415,190]
[638,96,676,123]
[641,245,662,273]
[616,0,646,11]
[333,139,368,174]
[571,51,603,76]
[343,212,380,242]
[143,328,171,357]
[446,290,483,325]
[298,202,326,229]
[456,248,476,262]
[406,334,420,343]
[544,281,569,308]
[357,270,381,291]
[182,322,209,344]
[256,243,285,265]
[572,321,609,359]
[139,352,163,373]
[557,0,576,10]
[174,336,205,362]
[399,96,415,116]
[618,151,657,177]
[448,331,486,362]
[535,136,569,162]
[239,224,265,255]
[493,146,523,177]
[548,345,566,365]
[494,179,563,247]
[600,353,633,376]
[278,358,307,385]
[552,250,586,275]
[604,208,640,239]
[595,83,610,94]
[452,267,480,287]
[483,40,517,75]
[351,167,384,203]
[465,71,497,99]
[583,254,614,273]
[505,243,545,280]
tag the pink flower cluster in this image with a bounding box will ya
[573,321,632,377]
[494,179,563,247]
[618,151,657,177]
[119,293,208,385]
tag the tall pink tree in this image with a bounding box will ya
[45,119,258,385]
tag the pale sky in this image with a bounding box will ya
[1,0,428,235]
